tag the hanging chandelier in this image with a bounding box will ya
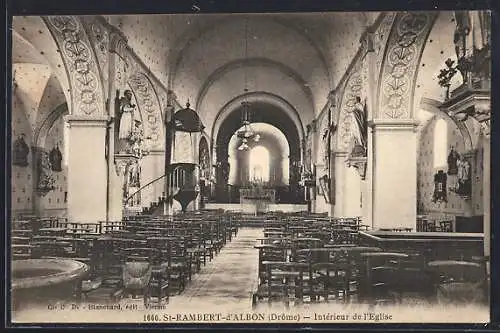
[237,17,259,152]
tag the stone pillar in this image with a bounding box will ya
[108,163,123,222]
[332,152,348,217]
[370,120,418,230]
[332,153,362,218]
[65,115,109,223]
[344,166,362,217]
[140,150,166,208]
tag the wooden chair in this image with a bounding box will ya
[358,252,409,306]
[252,261,308,308]
[311,262,353,303]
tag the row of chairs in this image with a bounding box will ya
[11,213,240,307]
[252,215,486,308]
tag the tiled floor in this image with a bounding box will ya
[167,227,262,311]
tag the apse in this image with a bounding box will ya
[227,122,290,187]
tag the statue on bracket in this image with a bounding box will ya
[432,170,448,203]
[49,144,63,172]
[116,89,142,154]
[13,134,30,167]
[128,162,141,188]
[456,155,472,197]
[447,146,460,175]
[348,96,368,158]
[37,150,56,196]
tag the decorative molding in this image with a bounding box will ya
[65,115,109,127]
[82,17,110,92]
[45,16,105,116]
[369,119,420,131]
[346,156,367,180]
[374,12,397,75]
[360,28,375,57]
[439,87,491,140]
[114,153,139,176]
[377,12,437,119]
[336,72,363,151]
[127,72,164,148]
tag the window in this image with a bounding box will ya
[433,118,448,169]
[249,146,270,182]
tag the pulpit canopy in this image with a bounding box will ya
[173,102,205,133]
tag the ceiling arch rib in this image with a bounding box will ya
[212,91,305,148]
[12,16,71,110]
[216,101,301,162]
[198,63,315,134]
[196,57,315,112]
[168,14,331,90]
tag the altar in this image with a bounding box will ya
[239,187,276,215]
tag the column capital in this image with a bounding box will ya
[147,149,165,156]
[332,151,349,158]
[64,115,110,127]
[328,90,339,107]
[360,28,375,57]
[368,119,419,131]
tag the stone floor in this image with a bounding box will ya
[11,227,489,323]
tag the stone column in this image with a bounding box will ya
[370,120,418,230]
[332,152,348,217]
[344,166,362,217]
[65,115,109,223]
[139,149,165,209]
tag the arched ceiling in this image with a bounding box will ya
[11,17,70,147]
[104,12,381,133]
[216,101,301,158]
[228,122,290,157]
[12,23,68,147]
[199,62,314,134]
[414,11,463,127]
[12,16,71,108]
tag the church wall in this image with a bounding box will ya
[229,141,286,187]
[11,94,68,217]
[39,116,68,217]
[11,94,34,214]
[417,115,483,226]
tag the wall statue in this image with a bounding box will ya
[456,156,472,197]
[49,144,63,172]
[432,170,448,203]
[37,150,56,194]
[128,162,141,188]
[348,96,368,157]
[117,89,139,153]
[447,146,459,175]
[13,134,30,167]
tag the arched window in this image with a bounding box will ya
[249,146,270,182]
[433,118,448,169]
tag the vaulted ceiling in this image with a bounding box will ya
[11,22,69,146]
[103,12,381,133]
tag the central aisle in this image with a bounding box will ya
[168,227,262,311]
